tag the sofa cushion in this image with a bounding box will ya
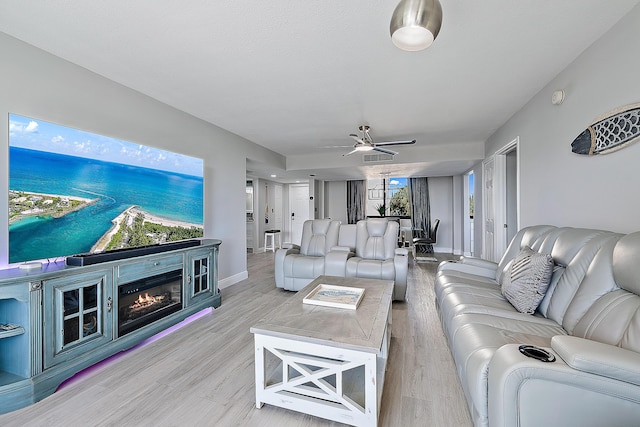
[437,281,515,321]
[501,246,553,314]
[345,257,395,281]
[283,254,325,279]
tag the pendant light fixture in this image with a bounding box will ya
[390,0,443,51]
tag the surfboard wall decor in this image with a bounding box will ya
[571,103,640,155]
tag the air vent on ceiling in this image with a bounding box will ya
[363,153,394,163]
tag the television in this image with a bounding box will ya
[8,113,204,265]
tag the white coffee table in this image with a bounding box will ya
[251,275,394,427]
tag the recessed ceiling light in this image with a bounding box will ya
[270,174,277,178]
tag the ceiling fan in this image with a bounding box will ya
[344,125,416,156]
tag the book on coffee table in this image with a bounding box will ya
[302,284,365,310]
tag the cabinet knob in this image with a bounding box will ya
[187,275,192,284]
[107,297,112,312]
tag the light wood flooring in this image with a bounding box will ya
[0,252,472,427]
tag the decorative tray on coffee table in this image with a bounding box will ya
[302,284,365,310]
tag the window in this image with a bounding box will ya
[366,176,410,217]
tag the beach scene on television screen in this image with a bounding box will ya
[8,114,204,264]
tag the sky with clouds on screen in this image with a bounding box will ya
[9,114,202,177]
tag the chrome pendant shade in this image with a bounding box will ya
[390,0,443,51]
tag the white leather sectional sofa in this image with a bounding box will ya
[435,225,640,427]
[275,218,409,300]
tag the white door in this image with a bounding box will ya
[493,154,508,261]
[505,149,518,244]
[483,138,519,263]
[482,157,496,261]
[289,184,309,245]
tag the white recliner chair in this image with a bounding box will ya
[274,219,341,291]
[345,218,408,301]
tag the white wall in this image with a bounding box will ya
[324,181,347,223]
[0,33,285,284]
[484,5,640,233]
[451,175,464,255]
[428,177,453,253]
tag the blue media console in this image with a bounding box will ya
[0,239,221,414]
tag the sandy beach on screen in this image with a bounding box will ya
[91,206,202,252]
[128,207,202,229]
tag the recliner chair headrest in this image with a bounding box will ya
[366,218,389,236]
[311,219,332,234]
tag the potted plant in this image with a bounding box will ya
[375,203,385,217]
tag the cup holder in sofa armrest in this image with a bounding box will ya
[519,345,556,362]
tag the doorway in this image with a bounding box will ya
[288,184,310,245]
[482,138,519,261]
[463,170,475,257]
[505,149,518,244]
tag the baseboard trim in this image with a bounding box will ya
[219,271,248,289]
[434,246,453,254]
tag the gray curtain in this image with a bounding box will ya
[409,177,431,240]
[346,180,365,224]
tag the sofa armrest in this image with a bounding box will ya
[393,249,408,300]
[488,343,640,427]
[437,258,498,279]
[330,245,353,253]
[395,247,409,257]
[274,246,300,288]
[551,335,640,386]
[459,256,499,269]
[324,248,354,277]
[281,243,300,250]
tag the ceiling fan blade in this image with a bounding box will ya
[342,149,359,156]
[373,139,416,146]
[373,147,398,156]
[349,134,364,144]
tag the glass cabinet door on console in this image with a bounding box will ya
[43,269,113,369]
[186,248,216,306]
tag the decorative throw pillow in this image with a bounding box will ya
[501,246,554,314]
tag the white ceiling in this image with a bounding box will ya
[1,0,638,182]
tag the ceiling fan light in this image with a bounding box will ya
[355,145,374,152]
[390,0,442,52]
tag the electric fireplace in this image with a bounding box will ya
[118,269,183,336]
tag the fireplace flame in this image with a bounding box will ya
[139,293,156,304]
[131,292,163,309]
